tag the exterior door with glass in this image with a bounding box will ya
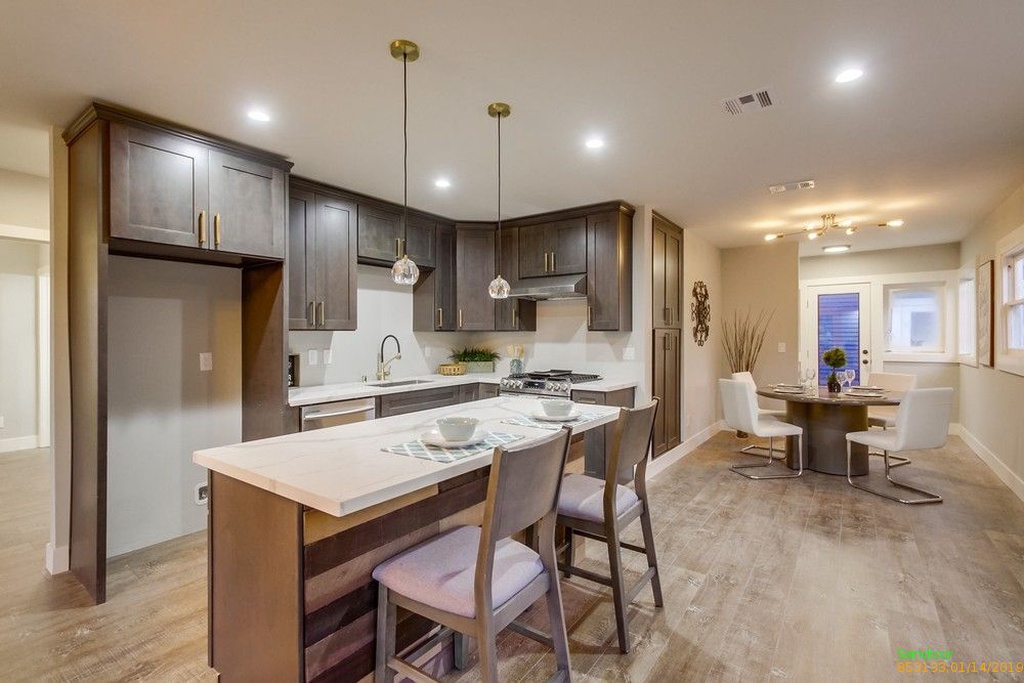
[801,283,873,386]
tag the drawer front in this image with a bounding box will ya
[376,386,462,417]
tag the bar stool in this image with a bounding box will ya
[557,399,661,654]
[373,427,572,683]
[719,378,804,479]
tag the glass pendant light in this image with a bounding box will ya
[488,102,511,299]
[390,39,420,286]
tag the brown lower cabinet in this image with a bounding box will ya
[572,387,636,476]
[652,328,681,456]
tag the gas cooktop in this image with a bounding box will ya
[499,369,602,397]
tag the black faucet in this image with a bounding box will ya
[377,335,402,380]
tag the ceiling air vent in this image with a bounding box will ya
[723,88,776,116]
[767,178,815,195]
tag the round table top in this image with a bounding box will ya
[756,385,902,406]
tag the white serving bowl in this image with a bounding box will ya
[436,416,479,441]
[540,399,574,417]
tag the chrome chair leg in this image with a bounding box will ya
[846,442,941,504]
[740,443,786,460]
[731,435,803,479]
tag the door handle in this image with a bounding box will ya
[308,301,315,327]
[198,211,207,245]
[550,251,556,272]
[395,237,402,259]
[862,359,869,365]
[436,308,443,329]
[213,213,222,246]
[458,309,463,329]
[543,252,550,272]
[317,301,325,327]
[587,305,592,327]
[512,306,518,329]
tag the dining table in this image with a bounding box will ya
[756,386,903,475]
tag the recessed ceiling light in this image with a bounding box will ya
[247,108,271,122]
[585,138,605,149]
[886,219,904,227]
[823,244,851,254]
[434,178,451,189]
[835,68,864,84]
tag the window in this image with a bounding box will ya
[996,222,1024,375]
[958,275,976,364]
[884,283,945,353]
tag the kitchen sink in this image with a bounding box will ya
[369,379,434,388]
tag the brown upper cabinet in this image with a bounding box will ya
[109,121,286,259]
[518,217,587,277]
[356,203,435,269]
[454,224,497,331]
[495,227,537,332]
[288,179,358,331]
[413,222,458,331]
[586,205,634,331]
[652,213,683,329]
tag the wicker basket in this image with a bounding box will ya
[438,362,467,376]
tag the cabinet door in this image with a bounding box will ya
[587,210,631,331]
[316,194,357,330]
[495,227,536,331]
[108,122,209,248]
[209,150,285,258]
[550,217,587,274]
[357,205,402,264]
[288,190,316,330]
[652,329,681,456]
[434,223,457,330]
[518,223,550,278]
[405,215,436,270]
[653,216,682,328]
[455,227,496,331]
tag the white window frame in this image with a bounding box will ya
[800,269,959,369]
[995,222,1024,376]
[883,281,947,355]
[958,267,977,367]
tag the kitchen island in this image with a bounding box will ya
[193,396,620,682]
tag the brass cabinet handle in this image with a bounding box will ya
[550,251,556,272]
[214,213,222,246]
[543,252,549,272]
[587,305,592,327]
[576,397,598,405]
[458,309,463,329]
[308,301,315,327]
[317,301,325,327]
[395,237,402,259]
[437,307,443,329]
[512,306,518,329]
[198,211,206,245]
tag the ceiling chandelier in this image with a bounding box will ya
[764,213,904,243]
[390,39,420,286]
[487,102,511,299]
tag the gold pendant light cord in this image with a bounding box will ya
[496,111,502,271]
[402,52,408,257]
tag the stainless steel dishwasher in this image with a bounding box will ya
[300,397,376,431]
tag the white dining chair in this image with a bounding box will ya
[865,371,918,468]
[731,371,785,460]
[845,387,953,504]
[719,379,803,479]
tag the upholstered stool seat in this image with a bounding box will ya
[557,473,639,523]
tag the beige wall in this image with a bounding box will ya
[682,229,722,439]
[801,242,960,280]
[721,243,801,401]
[959,180,1024,496]
[0,167,49,232]
[0,239,46,448]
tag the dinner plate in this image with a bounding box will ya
[847,391,884,398]
[851,385,884,391]
[531,409,582,422]
[773,383,804,390]
[420,430,486,448]
[773,386,805,394]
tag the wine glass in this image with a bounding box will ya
[802,367,816,393]
[843,369,856,391]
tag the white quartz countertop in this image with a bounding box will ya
[288,373,638,407]
[194,396,621,517]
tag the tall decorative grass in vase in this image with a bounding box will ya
[721,308,775,374]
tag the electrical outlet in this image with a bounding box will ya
[199,352,213,372]
[194,483,209,505]
[778,342,787,353]
[322,349,332,365]
[308,349,319,366]
[623,346,636,361]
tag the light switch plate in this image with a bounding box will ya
[308,349,319,366]
[199,352,213,372]
[323,349,332,365]
[777,342,787,353]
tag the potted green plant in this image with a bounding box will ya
[449,347,501,374]
[822,346,847,394]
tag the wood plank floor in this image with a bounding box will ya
[2,432,1023,681]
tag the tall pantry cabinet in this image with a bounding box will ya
[652,213,683,456]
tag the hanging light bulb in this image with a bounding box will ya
[390,39,420,286]
[488,102,511,299]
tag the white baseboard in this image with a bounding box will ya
[0,435,39,453]
[954,424,1024,504]
[648,420,726,479]
[45,542,69,575]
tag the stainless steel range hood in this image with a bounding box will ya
[508,274,587,300]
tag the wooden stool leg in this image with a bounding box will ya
[639,504,663,607]
[606,521,630,653]
[562,526,575,578]
[545,569,572,678]
[477,621,499,683]
[375,586,396,683]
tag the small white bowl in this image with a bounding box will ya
[436,416,479,442]
[540,399,574,417]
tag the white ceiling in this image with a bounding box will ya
[2,1,1023,256]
